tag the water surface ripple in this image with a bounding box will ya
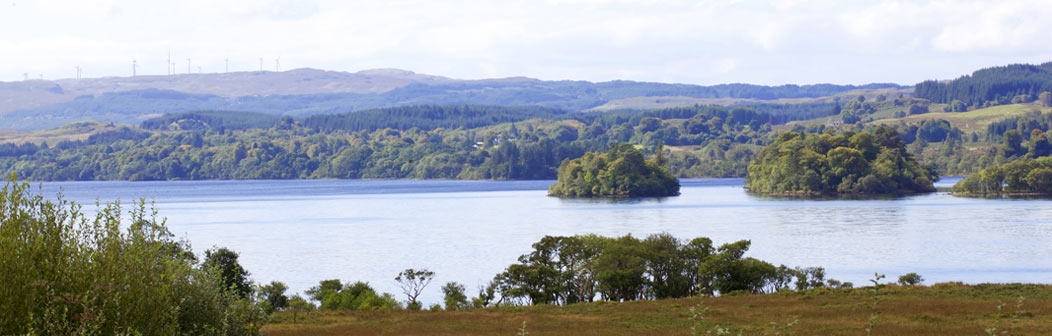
[33,177,1052,304]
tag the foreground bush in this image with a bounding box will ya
[0,176,267,335]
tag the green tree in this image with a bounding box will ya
[1027,130,1051,158]
[395,268,435,309]
[897,273,924,286]
[642,233,692,299]
[256,281,289,314]
[204,247,254,299]
[1002,129,1024,157]
[1026,168,1052,194]
[594,235,647,301]
[442,282,469,311]
[287,295,316,323]
[1039,91,1052,107]
[907,104,928,115]
[943,100,967,112]
[306,279,343,303]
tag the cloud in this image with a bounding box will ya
[0,0,1051,84]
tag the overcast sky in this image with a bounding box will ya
[1,0,1050,85]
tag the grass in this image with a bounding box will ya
[263,283,1052,335]
[869,103,1047,132]
[0,120,144,145]
[586,88,912,112]
[777,102,1047,133]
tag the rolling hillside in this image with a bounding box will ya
[0,69,906,130]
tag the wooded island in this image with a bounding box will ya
[745,126,936,195]
[548,144,680,197]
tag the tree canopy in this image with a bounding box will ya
[548,143,680,197]
[952,156,1052,195]
[745,127,936,195]
[915,62,1052,107]
[0,104,775,182]
[485,233,842,306]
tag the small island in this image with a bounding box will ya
[548,143,680,198]
[952,157,1052,196]
[745,126,936,196]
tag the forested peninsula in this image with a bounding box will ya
[745,127,936,195]
[952,156,1052,195]
[547,144,679,197]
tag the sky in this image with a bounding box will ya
[1,0,1051,85]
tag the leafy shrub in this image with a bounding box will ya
[306,280,400,311]
[0,175,267,335]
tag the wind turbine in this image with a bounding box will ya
[225,58,229,73]
[132,60,137,76]
[187,58,191,74]
[275,57,280,72]
[75,66,82,79]
[259,57,263,72]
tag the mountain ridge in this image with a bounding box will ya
[0,67,908,130]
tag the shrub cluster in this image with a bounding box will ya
[0,176,268,335]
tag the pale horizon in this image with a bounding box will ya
[2,0,1051,86]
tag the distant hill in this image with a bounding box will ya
[0,68,907,130]
[0,68,457,116]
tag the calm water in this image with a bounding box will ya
[31,178,1052,304]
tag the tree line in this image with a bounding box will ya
[0,105,776,181]
[915,62,1052,107]
[952,156,1052,195]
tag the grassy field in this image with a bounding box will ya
[871,103,1048,132]
[585,88,912,112]
[0,120,142,145]
[778,103,1047,133]
[263,283,1052,335]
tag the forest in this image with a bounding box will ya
[745,127,936,195]
[0,105,774,181]
[915,62,1052,107]
[4,62,1052,185]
